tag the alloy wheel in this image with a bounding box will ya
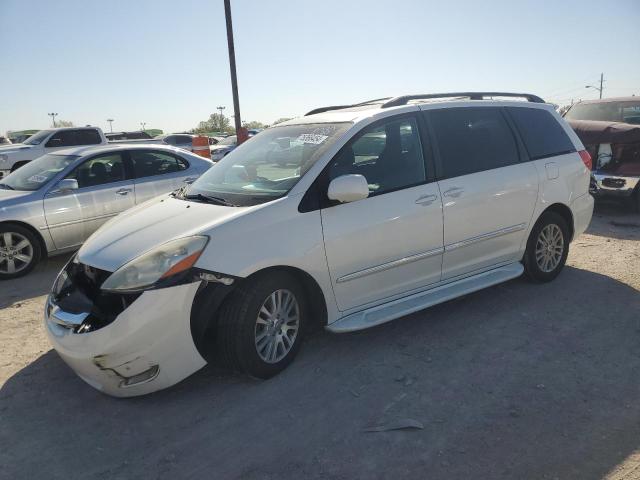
[0,232,33,274]
[254,289,300,364]
[535,224,564,273]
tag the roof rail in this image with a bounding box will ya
[305,97,392,116]
[382,92,545,108]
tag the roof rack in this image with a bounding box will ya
[381,92,545,108]
[304,97,392,116]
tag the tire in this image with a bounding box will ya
[523,211,570,283]
[216,271,307,378]
[0,224,42,280]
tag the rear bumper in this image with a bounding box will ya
[570,193,594,240]
[44,281,207,397]
[590,173,639,198]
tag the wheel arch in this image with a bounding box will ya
[0,220,49,259]
[540,203,574,241]
[190,265,328,362]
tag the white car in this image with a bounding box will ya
[45,92,594,397]
[0,127,108,178]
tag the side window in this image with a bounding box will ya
[46,130,77,148]
[328,116,426,195]
[66,153,126,188]
[508,107,575,160]
[75,129,102,145]
[163,136,177,145]
[175,135,192,144]
[130,151,188,178]
[429,107,519,178]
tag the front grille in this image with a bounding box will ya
[54,262,141,333]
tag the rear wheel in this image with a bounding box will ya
[0,224,41,280]
[523,212,570,283]
[216,271,306,378]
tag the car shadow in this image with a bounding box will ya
[588,201,640,241]
[2,266,639,479]
[0,253,72,308]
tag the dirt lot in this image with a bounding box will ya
[1,203,639,480]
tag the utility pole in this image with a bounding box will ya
[106,118,114,133]
[223,0,243,142]
[585,73,604,99]
[216,106,226,130]
[48,112,58,128]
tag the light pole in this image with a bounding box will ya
[585,73,604,99]
[106,118,114,133]
[48,112,58,128]
[216,106,226,131]
[224,0,243,142]
[140,122,146,131]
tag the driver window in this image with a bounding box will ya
[328,116,426,195]
[66,153,126,188]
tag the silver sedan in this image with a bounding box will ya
[0,144,213,279]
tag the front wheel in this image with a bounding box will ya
[216,271,306,378]
[523,211,570,283]
[0,224,41,280]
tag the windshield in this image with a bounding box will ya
[565,101,640,125]
[218,135,237,146]
[186,122,351,206]
[23,130,53,145]
[0,153,78,191]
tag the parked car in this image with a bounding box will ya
[210,135,237,161]
[0,127,108,179]
[564,97,640,211]
[105,131,153,141]
[44,92,593,397]
[0,137,11,145]
[0,144,212,279]
[155,133,199,152]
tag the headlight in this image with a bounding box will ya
[101,236,208,293]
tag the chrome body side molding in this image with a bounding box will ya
[445,223,527,252]
[336,247,444,284]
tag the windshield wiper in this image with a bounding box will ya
[184,193,238,207]
[0,184,14,190]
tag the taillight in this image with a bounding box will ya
[578,150,592,170]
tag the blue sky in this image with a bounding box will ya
[1,0,639,135]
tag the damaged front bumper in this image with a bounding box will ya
[590,172,640,198]
[44,271,207,398]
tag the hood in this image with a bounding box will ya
[78,195,252,271]
[0,188,34,204]
[0,144,33,153]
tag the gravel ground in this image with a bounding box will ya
[1,202,639,480]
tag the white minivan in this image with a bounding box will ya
[45,92,594,397]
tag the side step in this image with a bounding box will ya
[326,262,524,333]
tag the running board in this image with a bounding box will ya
[326,262,524,333]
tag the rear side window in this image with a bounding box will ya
[130,150,188,178]
[508,107,575,160]
[429,107,519,179]
[76,129,102,145]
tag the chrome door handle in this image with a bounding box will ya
[116,188,132,195]
[415,194,438,205]
[443,187,464,198]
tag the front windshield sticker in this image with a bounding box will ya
[297,133,328,145]
[27,174,48,183]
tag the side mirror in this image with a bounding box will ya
[51,178,79,194]
[327,174,369,203]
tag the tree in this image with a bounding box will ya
[56,120,74,127]
[194,113,230,133]
[243,120,265,129]
[272,117,292,125]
